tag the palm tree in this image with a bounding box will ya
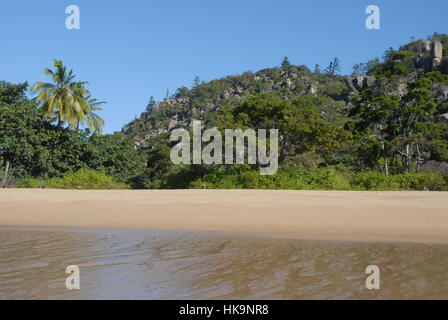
[32,59,104,133]
[76,94,105,134]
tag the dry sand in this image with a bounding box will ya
[0,189,447,244]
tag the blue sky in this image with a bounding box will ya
[1,0,447,133]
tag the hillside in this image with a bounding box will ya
[122,61,350,148]
[122,34,448,149]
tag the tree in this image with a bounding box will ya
[0,99,94,181]
[86,133,146,184]
[0,82,36,187]
[0,81,101,184]
[325,57,341,76]
[146,96,156,112]
[352,63,367,76]
[350,77,437,173]
[174,86,189,98]
[365,58,381,73]
[0,95,40,186]
[281,56,291,69]
[349,92,402,173]
[0,81,28,105]
[0,85,142,186]
[32,59,104,133]
[193,76,201,88]
[218,93,349,162]
[352,59,380,76]
[383,47,395,61]
[395,78,437,171]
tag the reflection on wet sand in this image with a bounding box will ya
[0,227,447,299]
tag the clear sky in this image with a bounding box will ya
[1,0,447,133]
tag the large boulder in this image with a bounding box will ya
[404,71,419,83]
[432,40,443,70]
[168,119,178,131]
[202,103,216,112]
[308,84,318,96]
[282,78,293,89]
[187,107,197,117]
[435,86,448,104]
[396,83,409,97]
[151,102,163,114]
[435,113,448,123]
[364,76,376,87]
[346,75,377,93]
[221,90,231,99]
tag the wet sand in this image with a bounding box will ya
[1,190,448,299]
[1,227,447,300]
[1,189,448,244]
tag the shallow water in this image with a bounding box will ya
[0,227,447,299]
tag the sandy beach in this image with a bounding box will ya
[1,189,447,244]
[1,189,448,300]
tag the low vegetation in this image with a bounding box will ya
[191,167,447,191]
[17,169,129,190]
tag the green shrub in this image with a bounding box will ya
[45,169,129,190]
[392,173,447,191]
[16,178,43,188]
[301,167,351,190]
[351,171,399,190]
[190,167,351,190]
[192,168,447,191]
[352,171,448,191]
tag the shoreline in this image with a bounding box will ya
[1,189,448,244]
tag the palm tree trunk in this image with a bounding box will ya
[1,160,10,188]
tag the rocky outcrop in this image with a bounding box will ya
[187,107,197,118]
[418,39,446,72]
[346,75,377,93]
[404,71,420,83]
[432,40,443,70]
[168,119,178,130]
[281,78,294,89]
[410,39,446,72]
[435,113,448,123]
[123,35,448,150]
[202,103,216,112]
[151,102,164,114]
[346,77,362,92]
[435,85,448,104]
[150,98,189,115]
[308,84,318,96]
[220,86,245,99]
[394,83,408,97]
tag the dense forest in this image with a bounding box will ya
[1,34,448,190]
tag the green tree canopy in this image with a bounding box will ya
[217,93,350,161]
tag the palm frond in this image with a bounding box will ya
[32,59,106,133]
